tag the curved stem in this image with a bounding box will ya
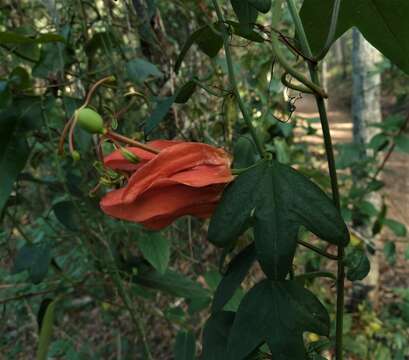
[271,1,328,98]
[281,72,314,94]
[297,239,339,260]
[105,131,160,154]
[211,0,265,157]
[284,1,344,359]
[315,0,342,61]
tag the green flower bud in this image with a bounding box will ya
[71,150,81,162]
[119,147,140,164]
[76,107,104,134]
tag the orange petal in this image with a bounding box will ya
[123,143,232,202]
[104,140,180,172]
[100,180,225,225]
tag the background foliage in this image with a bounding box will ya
[0,0,408,359]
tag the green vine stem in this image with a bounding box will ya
[211,0,265,157]
[283,1,345,359]
[271,2,328,99]
[281,72,314,94]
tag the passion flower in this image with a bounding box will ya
[100,141,233,230]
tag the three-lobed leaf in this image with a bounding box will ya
[300,0,409,75]
[209,160,349,279]
[226,280,329,360]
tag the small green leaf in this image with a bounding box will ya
[395,134,409,154]
[175,80,197,104]
[232,135,258,169]
[248,0,272,13]
[175,25,223,73]
[383,218,407,237]
[137,232,170,274]
[36,297,60,360]
[126,58,163,85]
[52,201,79,231]
[9,66,31,90]
[134,267,210,300]
[0,31,65,45]
[144,96,175,135]
[212,243,256,313]
[345,248,370,281]
[13,243,51,284]
[230,0,258,34]
[368,133,389,152]
[0,81,11,109]
[383,241,396,266]
[174,331,195,360]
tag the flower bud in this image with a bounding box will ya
[119,147,140,164]
[76,107,104,134]
[71,150,81,162]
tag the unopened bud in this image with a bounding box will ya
[71,150,81,162]
[119,147,140,164]
[76,107,104,134]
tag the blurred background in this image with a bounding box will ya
[0,0,408,359]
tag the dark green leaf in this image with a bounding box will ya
[0,31,65,45]
[232,135,258,169]
[175,81,197,104]
[174,331,195,360]
[202,311,235,360]
[9,66,31,90]
[301,0,409,74]
[248,0,271,13]
[208,161,267,248]
[137,232,170,274]
[383,241,396,266]
[12,243,51,284]
[383,218,407,237]
[230,0,258,34]
[174,21,264,73]
[210,160,349,279]
[175,25,223,73]
[134,268,210,300]
[0,110,30,213]
[126,58,163,85]
[368,133,389,152]
[395,134,409,154]
[227,280,329,360]
[254,161,349,279]
[52,201,79,231]
[226,21,265,43]
[0,81,12,109]
[85,31,118,58]
[144,96,175,135]
[212,243,256,313]
[345,248,370,281]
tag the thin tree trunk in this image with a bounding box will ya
[351,29,383,306]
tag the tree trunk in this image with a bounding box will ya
[351,29,383,306]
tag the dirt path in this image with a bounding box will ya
[295,94,409,229]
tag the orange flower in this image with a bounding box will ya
[100,141,233,230]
